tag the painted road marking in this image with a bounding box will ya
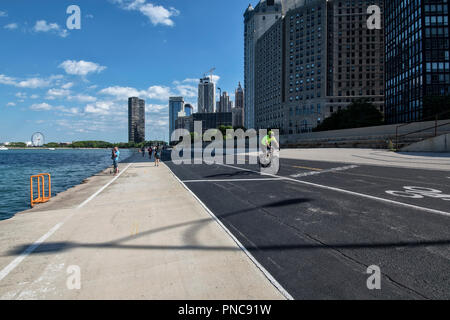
[166,164,294,301]
[291,166,323,171]
[386,186,450,201]
[77,163,133,209]
[290,165,359,178]
[0,163,133,284]
[218,163,450,218]
[183,178,287,183]
[0,223,63,282]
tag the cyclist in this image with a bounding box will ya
[261,130,279,153]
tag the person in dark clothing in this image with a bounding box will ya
[154,145,161,167]
[148,146,153,159]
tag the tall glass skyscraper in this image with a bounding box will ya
[169,97,184,139]
[385,0,450,124]
[198,76,216,113]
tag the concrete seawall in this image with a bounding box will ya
[402,134,450,153]
[0,155,286,300]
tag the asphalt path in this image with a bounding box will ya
[164,152,450,300]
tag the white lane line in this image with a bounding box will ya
[218,163,450,218]
[290,165,359,178]
[0,223,63,282]
[166,164,294,301]
[77,163,133,209]
[183,178,287,183]
[0,162,133,283]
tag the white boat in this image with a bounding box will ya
[0,146,8,151]
[48,148,56,151]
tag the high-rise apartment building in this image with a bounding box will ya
[385,0,450,124]
[169,97,185,139]
[255,17,285,131]
[244,0,284,129]
[327,0,385,115]
[251,0,385,134]
[128,97,145,143]
[198,76,216,113]
[283,0,328,134]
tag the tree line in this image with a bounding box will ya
[2,141,167,149]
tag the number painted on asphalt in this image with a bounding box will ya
[386,186,450,201]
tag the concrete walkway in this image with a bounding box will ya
[281,148,450,171]
[0,156,285,300]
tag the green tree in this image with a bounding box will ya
[71,141,113,148]
[9,142,27,148]
[44,142,61,148]
[314,99,384,132]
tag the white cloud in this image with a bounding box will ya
[46,88,71,99]
[146,104,167,113]
[30,102,52,111]
[54,106,80,115]
[68,94,97,103]
[18,78,50,88]
[113,0,179,27]
[61,82,74,89]
[30,94,39,99]
[175,84,197,98]
[33,20,68,38]
[182,78,199,84]
[84,100,116,115]
[59,60,107,76]
[0,74,16,86]
[211,75,220,83]
[4,23,18,30]
[99,86,141,99]
[0,11,7,17]
[99,85,171,101]
[6,102,16,107]
[146,85,171,100]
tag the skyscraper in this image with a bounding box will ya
[219,91,232,112]
[184,104,194,116]
[235,81,245,110]
[244,0,284,129]
[128,97,145,143]
[169,97,185,139]
[325,0,385,118]
[198,76,216,113]
[252,0,385,134]
[385,0,450,124]
[233,82,245,128]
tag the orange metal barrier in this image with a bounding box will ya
[30,173,51,207]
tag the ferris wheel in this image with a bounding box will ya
[31,132,45,147]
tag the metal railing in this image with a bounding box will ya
[30,173,51,207]
[395,111,450,150]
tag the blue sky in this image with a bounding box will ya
[0,0,248,143]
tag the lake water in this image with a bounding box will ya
[0,149,133,221]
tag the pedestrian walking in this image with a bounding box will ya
[141,145,145,157]
[111,147,120,176]
[148,146,153,159]
[154,145,161,167]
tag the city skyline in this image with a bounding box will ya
[0,0,246,143]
